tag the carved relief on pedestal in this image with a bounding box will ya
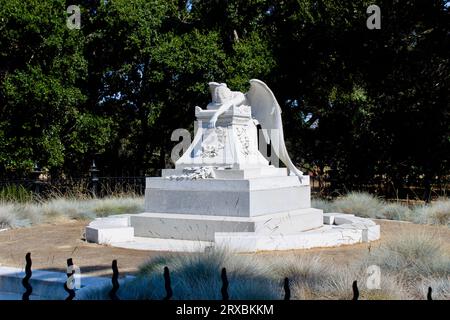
[235,127,250,156]
[201,145,218,158]
[166,166,216,180]
[236,104,251,115]
[216,127,227,148]
[200,126,227,158]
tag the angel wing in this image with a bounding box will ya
[246,79,303,178]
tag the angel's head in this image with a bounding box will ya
[208,82,232,104]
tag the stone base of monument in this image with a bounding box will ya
[86,172,380,252]
[86,212,379,252]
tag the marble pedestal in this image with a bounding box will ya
[133,170,321,241]
[85,169,380,252]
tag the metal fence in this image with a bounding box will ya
[0,176,145,199]
[19,252,430,301]
[310,174,449,201]
[1,171,448,201]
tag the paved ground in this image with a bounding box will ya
[0,219,448,277]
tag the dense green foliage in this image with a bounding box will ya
[0,0,448,199]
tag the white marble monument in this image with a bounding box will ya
[86,79,380,252]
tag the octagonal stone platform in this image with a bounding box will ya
[86,211,380,252]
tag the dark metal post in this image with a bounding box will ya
[352,280,359,300]
[64,258,76,300]
[89,160,99,198]
[31,163,43,195]
[221,268,229,301]
[283,277,290,300]
[427,287,433,300]
[22,253,33,300]
[163,266,173,300]
[109,260,120,300]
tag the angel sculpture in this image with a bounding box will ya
[206,79,303,177]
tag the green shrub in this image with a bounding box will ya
[368,232,450,279]
[0,185,33,203]
[135,249,279,300]
[40,197,144,220]
[93,197,143,217]
[418,277,450,300]
[86,250,279,300]
[379,203,412,220]
[311,198,335,213]
[313,194,450,225]
[333,192,384,218]
[0,204,15,228]
[84,249,414,300]
[412,198,450,226]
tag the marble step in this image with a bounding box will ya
[130,208,323,241]
[85,225,134,244]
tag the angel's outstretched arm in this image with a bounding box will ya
[208,93,246,128]
[208,101,232,128]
